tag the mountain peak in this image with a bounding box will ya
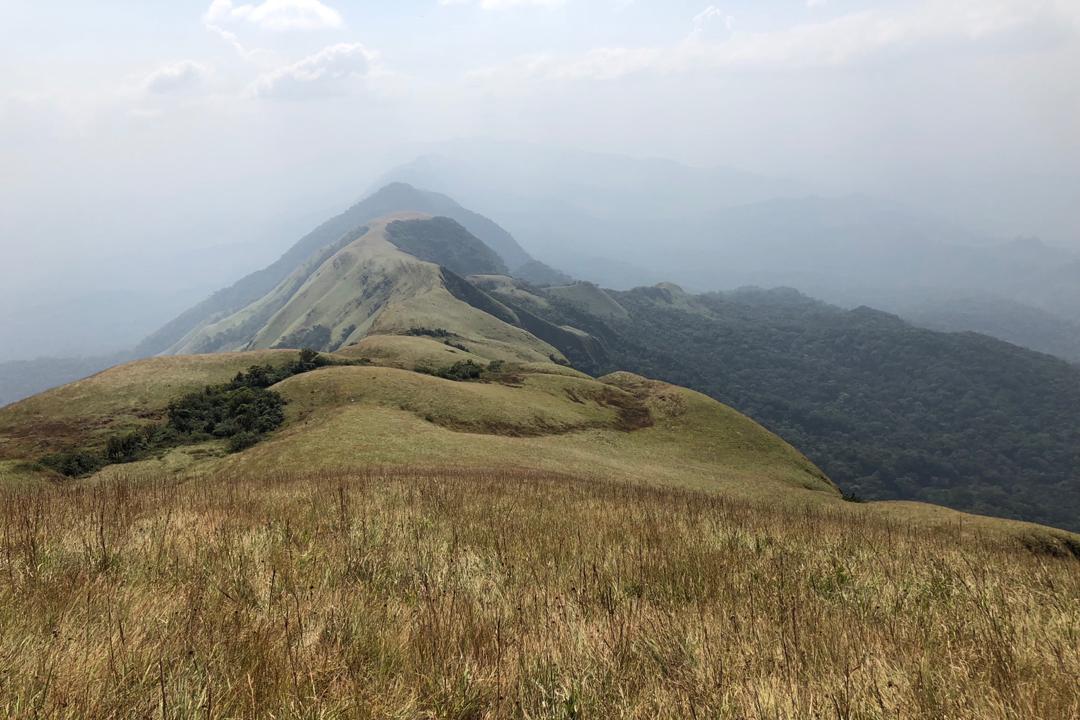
[161,218,585,371]
[137,184,568,356]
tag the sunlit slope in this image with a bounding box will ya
[167,217,560,364]
[0,338,828,496]
[1,340,1077,554]
[216,361,834,499]
[0,350,296,460]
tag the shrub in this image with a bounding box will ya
[405,327,453,338]
[227,431,262,453]
[40,451,103,478]
[105,432,144,464]
[167,385,285,438]
[37,351,359,475]
[274,325,332,352]
[436,360,484,381]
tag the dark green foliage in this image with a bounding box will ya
[226,431,262,454]
[297,348,322,372]
[335,324,358,350]
[166,386,285,438]
[40,451,103,478]
[526,285,1080,532]
[386,217,508,277]
[404,327,454,338]
[440,269,520,325]
[228,349,332,390]
[104,425,167,464]
[436,360,485,381]
[418,360,487,381]
[193,325,252,354]
[40,351,351,477]
[275,325,333,352]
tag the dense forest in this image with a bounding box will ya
[527,285,1080,532]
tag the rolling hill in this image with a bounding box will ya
[125,189,1080,533]
[14,181,1077,534]
[161,215,596,368]
[2,204,1078,718]
[135,183,569,358]
[3,208,1074,542]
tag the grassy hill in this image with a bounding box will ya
[135,183,565,357]
[2,341,1074,550]
[165,217,562,362]
[3,245,1079,719]
[0,341,1076,717]
[0,342,830,501]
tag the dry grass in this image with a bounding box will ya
[0,351,297,459]
[1,467,1076,719]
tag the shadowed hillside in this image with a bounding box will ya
[480,279,1080,532]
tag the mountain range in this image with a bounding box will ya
[380,144,1080,361]
[3,180,1079,533]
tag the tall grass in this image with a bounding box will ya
[0,468,1076,718]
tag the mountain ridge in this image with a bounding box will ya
[136,183,568,357]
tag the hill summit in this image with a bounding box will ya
[136,183,570,357]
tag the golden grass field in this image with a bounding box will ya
[1,342,1078,718]
[0,467,1076,719]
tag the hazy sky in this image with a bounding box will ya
[2,0,1079,352]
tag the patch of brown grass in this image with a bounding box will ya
[0,468,1076,719]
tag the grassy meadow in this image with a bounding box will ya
[1,467,1076,719]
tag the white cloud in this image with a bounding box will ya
[204,0,343,31]
[693,6,730,29]
[250,43,376,98]
[143,61,212,94]
[470,0,1080,82]
[692,6,734,35]
[439,0,566,9]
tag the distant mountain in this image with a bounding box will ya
[137,183,568,357]
[478,278,1080,532]
[901,293,1080,363]
[15,170,1080,532]
[2,214,834,523]
[380,146,1080,360]
[167,214,604,369]
[1,185,570,404]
